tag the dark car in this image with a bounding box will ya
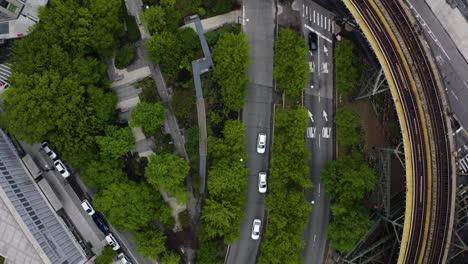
[308,32,318,51]
[93,214,110,234]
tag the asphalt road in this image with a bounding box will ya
[405,0,468,133]
[298,1,335,263]
[225,0,275,263]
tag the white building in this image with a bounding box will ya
[0,0,47,40]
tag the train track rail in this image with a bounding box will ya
[344,0,454,263]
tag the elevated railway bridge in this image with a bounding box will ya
[341,0,456,263]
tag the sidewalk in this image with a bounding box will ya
[182,10,241,32]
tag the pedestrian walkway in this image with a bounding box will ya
[182,10,241,33]
[0,63,11,93]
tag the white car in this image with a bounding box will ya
[105,233,120,251]
[118,253,132,264]
[41,141,57,160]
[54,159,70,178]
[258,172,267,193]
[257,133,267,154]
[251,219,262,240]
[81,200,95,216]
[322,127,332,139]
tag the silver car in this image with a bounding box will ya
[41,141,57,160]
[105,233,120,251]
[258,172,267,193]
[257,133,267,154]
[251,219,262,240]
[54,159,70,178]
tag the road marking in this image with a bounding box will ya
[309,13,312,22]
[328,18,331,31]
[307,127,316,138]
[318,183,321,196]
[308,110,314,122]
[318,91,321,102]
[318,134,321,149]
[332,21,334,33]
[322,62,328,74]
[317,36,321,76]
[306,6,308,16]
[324,45,328,56]
[450,89,459,101]
[304,24,332,43]
[302,4,305,17]
[313,10,316,23]
[323,110,328,121]
[464,81,468,89]
[314,234,317,242]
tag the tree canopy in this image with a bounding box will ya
[130,101,167,136]
[145,153,190,204]
[79,158,127,189]
[334,106,361,146]
[93,182,160,231]
[94,246,115,264]
[135,228,168,258]
[96,126,135,159]
[273,28,309,97]
[212,32,249,111]
[335,38,363,95]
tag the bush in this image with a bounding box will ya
[334,106,361,146]
[115,44,135,69]
[94,246,115,264]
[126,15,141,42]
[335,38,362,95]
[136,78,159,103]
[130,101,167,136]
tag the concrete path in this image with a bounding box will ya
[182,10,241,32]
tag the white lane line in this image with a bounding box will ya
[450,89,459,100]
[305,24,332,43]
[313,10,316,23]
[318,90,321,102]
[320,14,323,27]
[328,18,331,31]
[464,81,468,89]
[314,234,317,242]
[318,134,321,149]
[318,183,321,196]
[310,13,312,22]
[318,36,321,76]
[302,4,305,17]
[306,6,308,16]
[332,21,334,33]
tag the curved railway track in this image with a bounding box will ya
[344,0,454,263]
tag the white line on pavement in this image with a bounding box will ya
[306,6,308,16]
[450,89,459,100]
[313,10,316,23]
[302,4,304,17]
[318,36,321,76]
[304,24,332,43]
[464,81,468,89]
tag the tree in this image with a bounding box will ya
[161,251,181,264]
[80,158,127,189]
[212,32,249,111]
[142,5,167,35]
[197,240,223,264]
[146,31,184,76]
[145,153,190,204]
[96,126,135,159]
[335,38,362,95]
[93,182,159,231]
[115,44,135,69]
[327,204,372,252]
[202,199,242,243]
[273,28,309,97]
[130,102,167,136]
[321,152,377,204]
[94,246,115,264]
[335,106,361,146]
[135,228,167,258]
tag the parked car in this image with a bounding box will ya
[308,32,318,51]
[93,214,110,234]
[257,133,267,154]
[54,159,70,178]
[105,233,120,251]
[251,219,262,240]
[81,200,95,216]
[41,141,57,160]
[258,172,267,193]
[118,253,132,264]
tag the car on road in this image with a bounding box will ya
[41,141,58,160]
[93,214,110,234]
[257,133,267,154]
[118,253,132,264]
[53,159,70,178]
[258,172,267,193]
[251,219,262,240]
[308,32,318,51]
[81,200,95,216]
[105,233,120,251]
[322,127,331,139]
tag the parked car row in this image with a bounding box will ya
[41,141,71,178]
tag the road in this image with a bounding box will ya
[297,1,334,263]
[225,0,275,263]
[405,0,468,133]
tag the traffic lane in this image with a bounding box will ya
[301,1,335,38]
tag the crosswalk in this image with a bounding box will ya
[0,63,11,92]
[457,155,468,174]
[302,5,334,33]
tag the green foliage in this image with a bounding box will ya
[184,127,199,161]
[142,4,179,35]
[212,32,249,111]
[197,240,223,264]
[161,252,181,264]
[1,0,122,167]
[96,126,135,159]
[321,153,376,204]
[203,120,247,243]
[135,228,168,258]
[175,0,202,18]
[130,101,167,136]
[93,182,160,231]
[205,24,241,46]
[335,38,362,95]
[136,78,159,103]
[126,15,142,42]
[178,27,201,60]
[335,106,361,146]
[145,153,190,204]
[204,0,234,17]
[80,158,127,189]
[146,31,184,76]
[115,44,135,69]
[94,246,115,264]
[172,88,196,127]
[273,28,309,97]
[321,153,377,252]
[259,108,311,263]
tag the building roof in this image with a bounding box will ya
[0,130,86,264]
